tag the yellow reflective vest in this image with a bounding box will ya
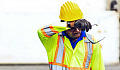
[37,22,105,70]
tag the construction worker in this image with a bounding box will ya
[37,1,105,70]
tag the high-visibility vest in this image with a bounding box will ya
[37,23,105,70]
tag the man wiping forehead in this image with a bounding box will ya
[37,1,105,70]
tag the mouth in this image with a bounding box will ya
[74,32,79,34]
[73,32,80,36]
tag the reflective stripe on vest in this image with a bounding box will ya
[49,33,93,70]
[49,64,69,70]
[85,42,92,68]
[56,33,64,63]
[84,34,93,68]
[49,33,67,70]
[44,25,55,36]
[41,25,59,37]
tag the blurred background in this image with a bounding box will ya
[0,0,120,70]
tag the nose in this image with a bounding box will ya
[75,28,80,32]
[74,28,80,32]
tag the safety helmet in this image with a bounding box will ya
[59,1,84,21]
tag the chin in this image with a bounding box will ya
[75,35,80,37]
[73,36,80,39]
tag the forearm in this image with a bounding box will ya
[37,22,69,38]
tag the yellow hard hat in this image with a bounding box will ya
[59,1,84,21]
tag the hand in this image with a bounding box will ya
[74,19,92,32]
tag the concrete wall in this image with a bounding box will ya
[84,11,119,65]
[0,0,119,65]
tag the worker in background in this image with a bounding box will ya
[37,1,105,70]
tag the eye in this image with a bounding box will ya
[71,27,76,29]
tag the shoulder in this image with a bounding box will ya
[84,33,101,50]
[84,33,94,43]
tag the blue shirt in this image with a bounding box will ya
[62,31,86,49]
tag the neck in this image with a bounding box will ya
[64,31,80,43]
[72,37,79,43]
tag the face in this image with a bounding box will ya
[65,27,81,39]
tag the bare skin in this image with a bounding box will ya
[65,27,81,42]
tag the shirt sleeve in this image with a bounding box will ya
[37,22,69,39]
[90,41,105,70]
[37,22,69,51]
